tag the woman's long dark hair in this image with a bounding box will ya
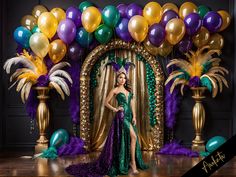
[115,72,132,93]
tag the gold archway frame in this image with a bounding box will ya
[80,39,164,151]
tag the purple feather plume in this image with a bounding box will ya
[189,76,200,87]
[158,140,199,157]
[68,60,81,124]
[58,136,86,156]
[108,61,120,72]
[37,75,49,87]
[25,89,38,119]
[124,62,135,73]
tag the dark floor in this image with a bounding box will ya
[0,150,235,176]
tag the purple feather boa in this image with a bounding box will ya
[165,81,181,129]
[158,140,198,157]
[25,89,38,119]
[163,66,197,157]
[68,60,81,124]
[58,136,86,156]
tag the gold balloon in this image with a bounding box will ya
[128,15,148,42]
[49,39,67,64]
[165,18,186,45]
[157,40,173,57]
[192,27,210,48]
[21,15,37,30]
[162,3,178,14]
[143,38,159,56]
[82,7,101,33]
[143,2,162,25]
[32,5,48,19]
[208,33,224,50]
[29,33,49,58]
[179,2,197,19]
[38,12,58,39]
[218,10,231,32]
[51,8,66,23]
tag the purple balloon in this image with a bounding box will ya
[161,10,179,27]
[66,6,82,27]
[126,3,142,19]
[148,24,165,47]
[57,19,76,44]
[117,4,127,18]
[203,11,222,33]
[115,18,133,42]
[184,13,202,36]
[177,36,193,53]
[68,42,85,61]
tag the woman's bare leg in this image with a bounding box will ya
[129,124,139,173]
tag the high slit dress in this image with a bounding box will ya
[66,92,148,177]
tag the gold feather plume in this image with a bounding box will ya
[166,46,229,97]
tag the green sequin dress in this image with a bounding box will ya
[108,92,149,176]
[66,92,148,177]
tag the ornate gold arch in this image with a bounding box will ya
[80,39,164,151]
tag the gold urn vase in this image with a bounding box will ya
[34,86,50,153]
[191,87,207,152]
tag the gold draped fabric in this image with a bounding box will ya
[91,50,154,151]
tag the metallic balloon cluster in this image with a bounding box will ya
[14,1,231,63]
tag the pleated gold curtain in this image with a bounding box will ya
[91,50,154,151]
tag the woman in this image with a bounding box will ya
[66,72,148,177]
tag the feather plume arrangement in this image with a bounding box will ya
[165,46,229,97]
[3,50,73,103]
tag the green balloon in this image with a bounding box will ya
[49,129,69,149]
[102,5,120,28]
[198,5,210,18]
[31,25,40,33]
[76,27,93,48]
[78,1,93,12]
[206,136,226,153]
[95,24,113,44]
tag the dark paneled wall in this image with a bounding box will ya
[0,0,235,149]
[0,0,4,149]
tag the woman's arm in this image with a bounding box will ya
[104,89,118,112]
[131,96,137,125]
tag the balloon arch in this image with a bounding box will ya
[15,1,230,60]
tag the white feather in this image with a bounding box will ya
[3,56,35,74]
[24,82,33,101]
[8,80,19,90]
[49,76,70,96]
[49,82,65,100]
[16,78,27,92]
[20,81,32,103]
[21,83,27,103]
[49,70,73,84]
[48,62,71,75]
